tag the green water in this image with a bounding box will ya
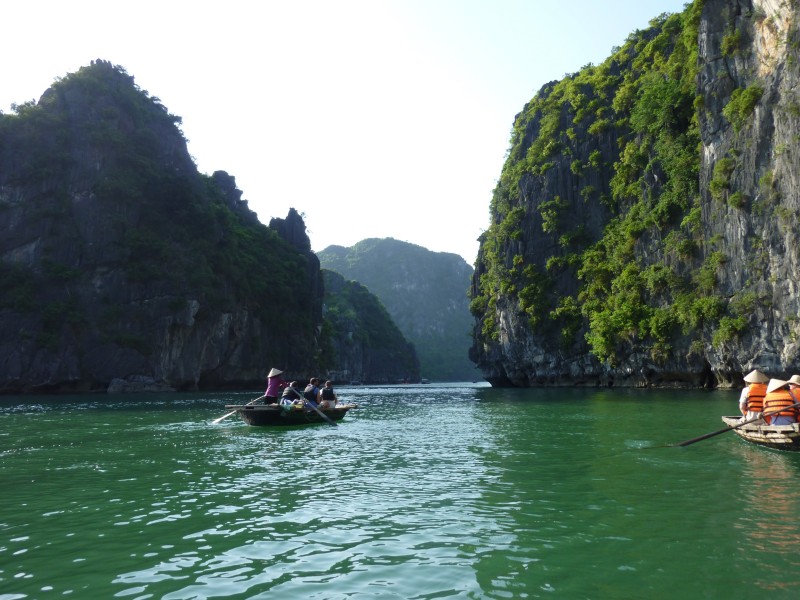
[1,384,799,599]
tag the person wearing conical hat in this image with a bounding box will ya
[739,369,769,421]
[763,378,799,425]
[789,374,800,388]
[264,368,286,405]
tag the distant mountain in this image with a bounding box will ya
[321,270,420,383]
[318,238,478,381]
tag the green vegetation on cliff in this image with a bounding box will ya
[322,270,420,382]
[1,63,311,335]
[319,239,476,381]
[470,2,743,368]
[0,60,323,391]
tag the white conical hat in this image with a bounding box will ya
[789,374,800,385]
[743,369,769,383]
[268,368,283,378]
[767,378,789,393]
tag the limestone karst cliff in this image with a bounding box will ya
[470,0,800,388]
[0,61,322,392]
[0,60,425,393]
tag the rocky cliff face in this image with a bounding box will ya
[699,0,800,379]
[0,60,325,392]
[470,0,800,388]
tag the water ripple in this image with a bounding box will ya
[4,386,800,598]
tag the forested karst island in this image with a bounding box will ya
[469,0,800,388]
[0,60,417,392]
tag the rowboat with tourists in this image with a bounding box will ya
[719,373,800,450]
[212,369,357,427]
[674,371,800,450]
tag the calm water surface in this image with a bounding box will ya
[2,383,800,599]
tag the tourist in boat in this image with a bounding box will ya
[738,369,768,421]
[303,377,322,407]
[280,382,303,407]
[788,374,800,412]
[319,380,338,409]
[264,368,286,404]
[763,378,799,425]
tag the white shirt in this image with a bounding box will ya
[738,386,750,410]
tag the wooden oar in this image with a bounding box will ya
[290,386,337,427]
[674,398,800,447]
[212,394,266,424]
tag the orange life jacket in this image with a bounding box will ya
[763,389,799,422]
[745,382,767,413]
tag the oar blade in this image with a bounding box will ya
[211,394,266,424]
[212,410,237,425]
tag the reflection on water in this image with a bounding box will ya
[730,443,800,592]
[3,385,800,598]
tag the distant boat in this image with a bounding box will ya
[224,403,358,426]
[349,380,362,386]
[721,416,800,450]
[420,378,429,384]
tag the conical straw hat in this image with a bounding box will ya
[767,378,789,393]
[743,369,769,383]
[268,368,283,378]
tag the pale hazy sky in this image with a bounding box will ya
[2,0,688,264]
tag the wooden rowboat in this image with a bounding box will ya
[224,403,358,426]
[721,416,800,451]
